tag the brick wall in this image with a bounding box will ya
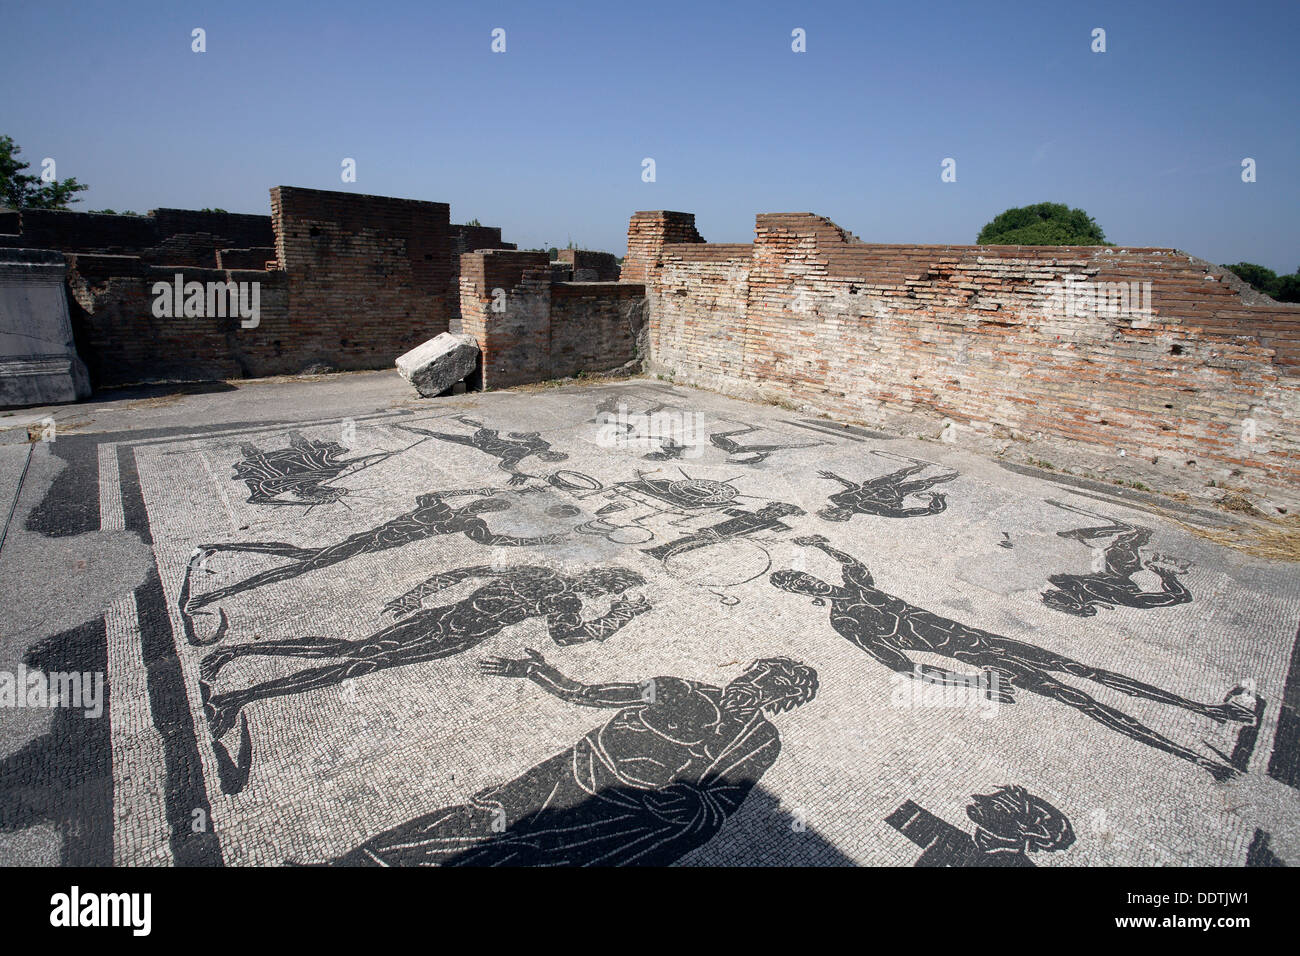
[7,187,520,389]
[459,250,646,388]
[447,223,516,326]
[0,207,273,266]
[458,251,552,388]
[550,282,646,378]
[449,224,514,258]
[65,254,289,384]
[655,243,753,383]
[216,247,277,270]
[636,210,1300,493]
[151,208,273,251]
[60,184,460,385]
[0,210,159,254]
[271,186,453,369]
[558,248,620,281]
[621,210,703,284]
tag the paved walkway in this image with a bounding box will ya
[0,372,1296,866]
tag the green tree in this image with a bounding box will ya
[977,202,1110,246]
[1225,262,1300,303]
[1277,272,1300,304]
[0,135,88,209]
[1223,262,1280,298]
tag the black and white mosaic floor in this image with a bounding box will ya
[1,378,1297,866]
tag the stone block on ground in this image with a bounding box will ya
[0,248,92,408]
[395,332,479,397]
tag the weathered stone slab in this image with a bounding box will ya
[0,248,91,408]
[395,332,478,397]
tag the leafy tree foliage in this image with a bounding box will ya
[1278,273,1300,303]
[977,202,1110,246]
[1223,262,1300,303]
[0,135,87,209]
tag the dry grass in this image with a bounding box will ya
[125,393,188,410]
[1215,491,1265,517]
[1157,508,1300,562]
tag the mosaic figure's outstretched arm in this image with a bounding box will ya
[479,649,649,708]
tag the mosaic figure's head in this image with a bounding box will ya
[722,657,819,716]
[770,569,835,598]
[966,785,1075,855]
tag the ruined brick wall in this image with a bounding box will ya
[65,254,289,385]
[0,210,158,253]
[271,186,452,369]
[459,250,552,388]
[7,188,522,388]
[447,223,516,326]
[151,208,273,250]
[216,247,277,270]
[0,207,273,267]
[637,210,1300,492]
[550,282,646,378]
[459,250,646,388]
[449,224,514,258]
[621,211,703,284]
[654,243,753,383]
[558,249,620,282]
[145,232,233,269]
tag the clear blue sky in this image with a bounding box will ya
[2,0,1296,271]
